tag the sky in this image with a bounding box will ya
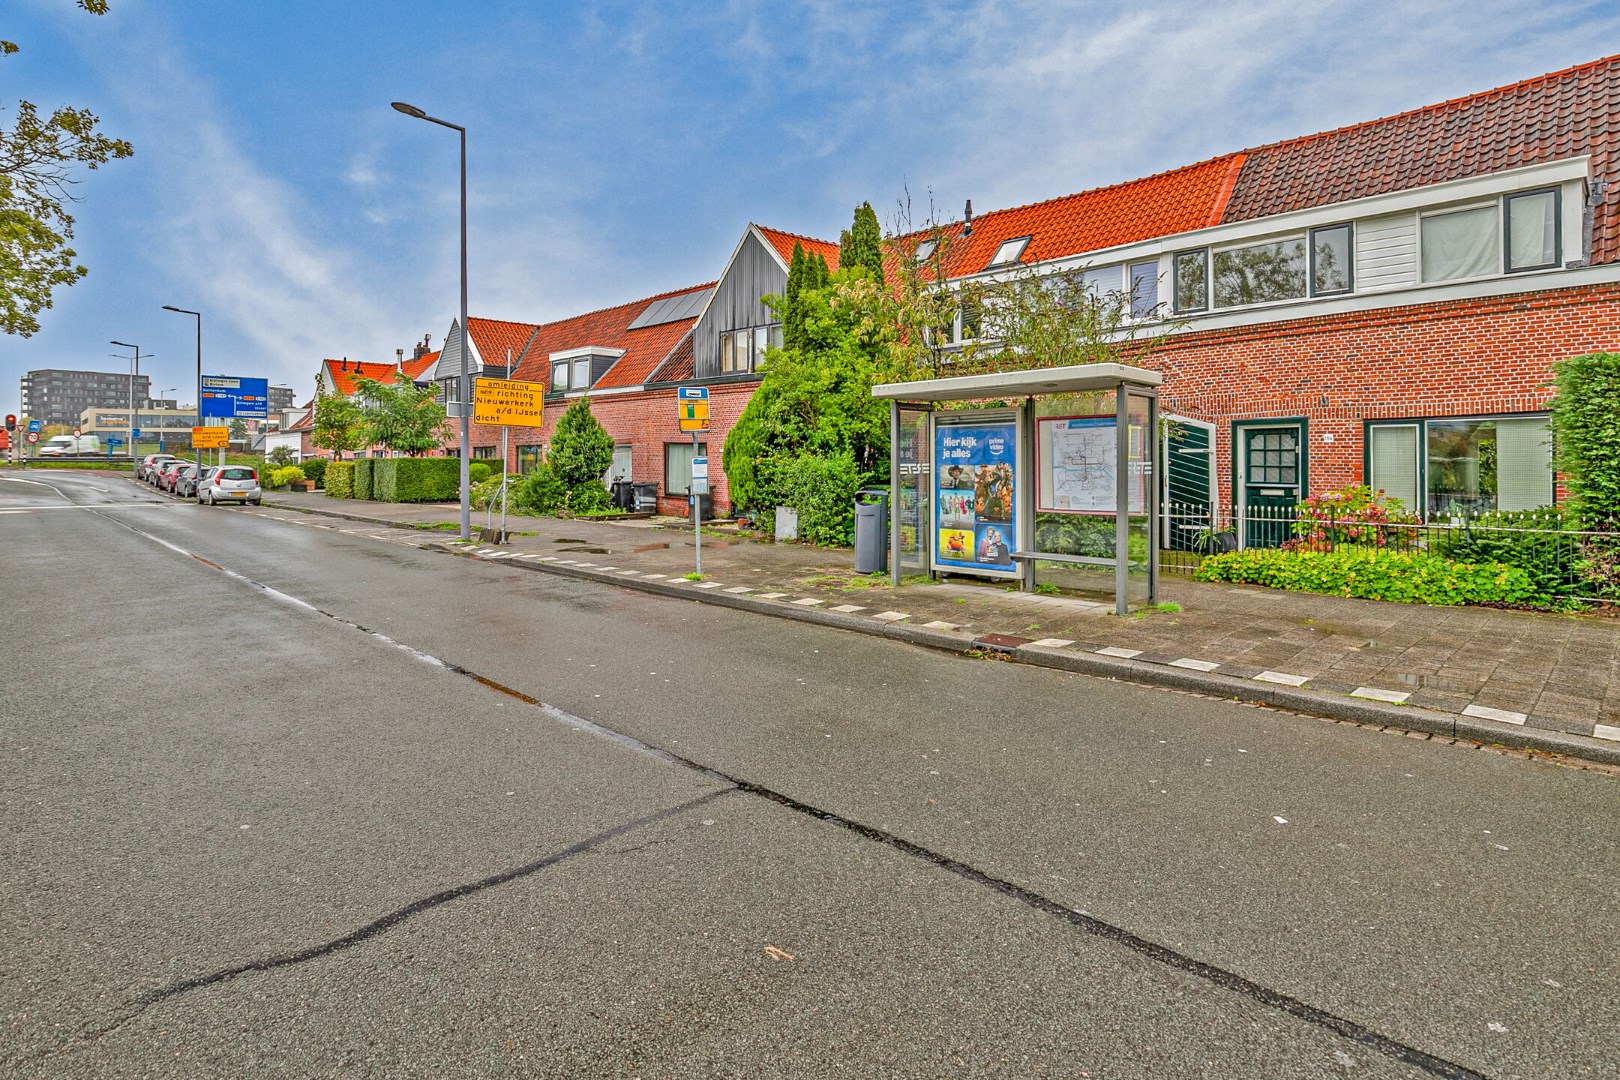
[5,0,1620,411]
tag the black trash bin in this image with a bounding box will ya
[853,489,888,573]
[632,482,658,512]
[610,480,634,510]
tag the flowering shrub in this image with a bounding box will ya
[1283,485,1419,553]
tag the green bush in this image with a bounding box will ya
[549,398,614,487]
[374,458,459,502]
[353,458,375,501]
[1035,513,1116,558]
[1550,351,1620,528]
[299,458,327,488]
[468,461,493,485]
[269,466,305,489]
[511,461,566,514]
[1429,506,1583,598]
[563,481,611,515]
[770,452,861,545]
[325,460,355,498]
[471,473,513,511]
[1195,547,1543,606]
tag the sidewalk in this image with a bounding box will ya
[255,488,1620,767]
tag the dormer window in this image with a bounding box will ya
[989,236,1031,266]
[913,238,938,262]
[548,347,625,394]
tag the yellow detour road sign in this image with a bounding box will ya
[677,386,710,432]
[473,378,547,427]
[192,426,229,449]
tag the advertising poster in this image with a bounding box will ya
[934,416,1017,575]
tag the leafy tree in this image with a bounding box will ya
[2,2,133,337]
[782,242,807,352]
[353,376,447,456]
[846,201,884,284]
[310,389,368,458]
[228,417,248,441]
[549,397,614,485]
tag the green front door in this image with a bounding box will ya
[1239,423,1304,548]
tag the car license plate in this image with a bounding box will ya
[230,491,247,497]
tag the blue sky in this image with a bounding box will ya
[6,0,1620,410]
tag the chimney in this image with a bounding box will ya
[397,347,405,375]
[964,199,973,238]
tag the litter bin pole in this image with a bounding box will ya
[853,489,889,574]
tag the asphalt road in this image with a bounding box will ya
[3,469,1616,1079]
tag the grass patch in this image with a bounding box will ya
[683,572,703,581]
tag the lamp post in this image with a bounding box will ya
[392,100,470,540]
[162,306,203,477]
[110,340,140,464]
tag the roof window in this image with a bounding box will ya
[913,238,938,262]
[989,236,1031,267]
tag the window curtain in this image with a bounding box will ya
[1495,417,1552,510]
[1422,207,1498,281]
[1508,192,1557,270]
[1369,425,1419,512]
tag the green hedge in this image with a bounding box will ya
[373,457,459,502]
[1194,547,1543,606]
[300,458,327,488]
[325,460,355,499]
[468,461,493,485]
[353,458,375,501]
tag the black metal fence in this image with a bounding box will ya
[1161,500,1620,600]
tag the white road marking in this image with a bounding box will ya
[1170,658,1220,672]
[1351,686,1410,704]
[872,611,910,622]
[1096,646,1142,659]
[1028,638,1075,648]
[1594,724,1620,742]
[921,620,960,630]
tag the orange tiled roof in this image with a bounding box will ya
[756,224,842,271]
[510,282,714,391]
[286,407,314,432]
[402,350,439,380]
[901,155,1246,279]
[647,329,695,384]
[468,318,541,369]
[1222,54,1620,260]
[322,359,416,397]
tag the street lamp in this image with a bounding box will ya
[162,305,203,477]
[392,100,470,540]
[110,340,140,464]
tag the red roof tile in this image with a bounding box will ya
[322,359,416,397]
[468,318,540,369]
[402,350,439,380]
[756,225,842,271]
[887,155,1246,280]
[1223,54,1620,260]
[647,329,695,384]
[510,281,714,391]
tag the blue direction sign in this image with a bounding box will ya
[132,429,141,439]
[200,375,269,419]
[27,418,40,433]
[106,437,123,447]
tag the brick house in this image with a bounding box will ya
[297,350,441,461]
[421,54,1620,535]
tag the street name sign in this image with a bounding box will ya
[200,375,269,419]
[472,378,547,427]
[677,386,710,432]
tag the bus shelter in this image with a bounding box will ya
[872,363,1161,616]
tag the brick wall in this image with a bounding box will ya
[1149,282,1620,507]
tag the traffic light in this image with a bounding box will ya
[4,414,14,432]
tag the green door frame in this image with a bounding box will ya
[1232,418,1308,549]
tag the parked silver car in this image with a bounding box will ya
[178,466,217,499]
[198,466,262,506]
[137,453,176,482]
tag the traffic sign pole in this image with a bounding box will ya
[693,431,702,576]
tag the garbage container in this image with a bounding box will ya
[610,479,634,511]
[632,482,658,512]
[853,488,889,573]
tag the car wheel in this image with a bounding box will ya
[250,499,261,506]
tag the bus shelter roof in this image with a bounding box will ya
[871,362,1160,403]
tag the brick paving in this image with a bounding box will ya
[256,490,1620,757]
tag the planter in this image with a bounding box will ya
[288,481,311,492]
